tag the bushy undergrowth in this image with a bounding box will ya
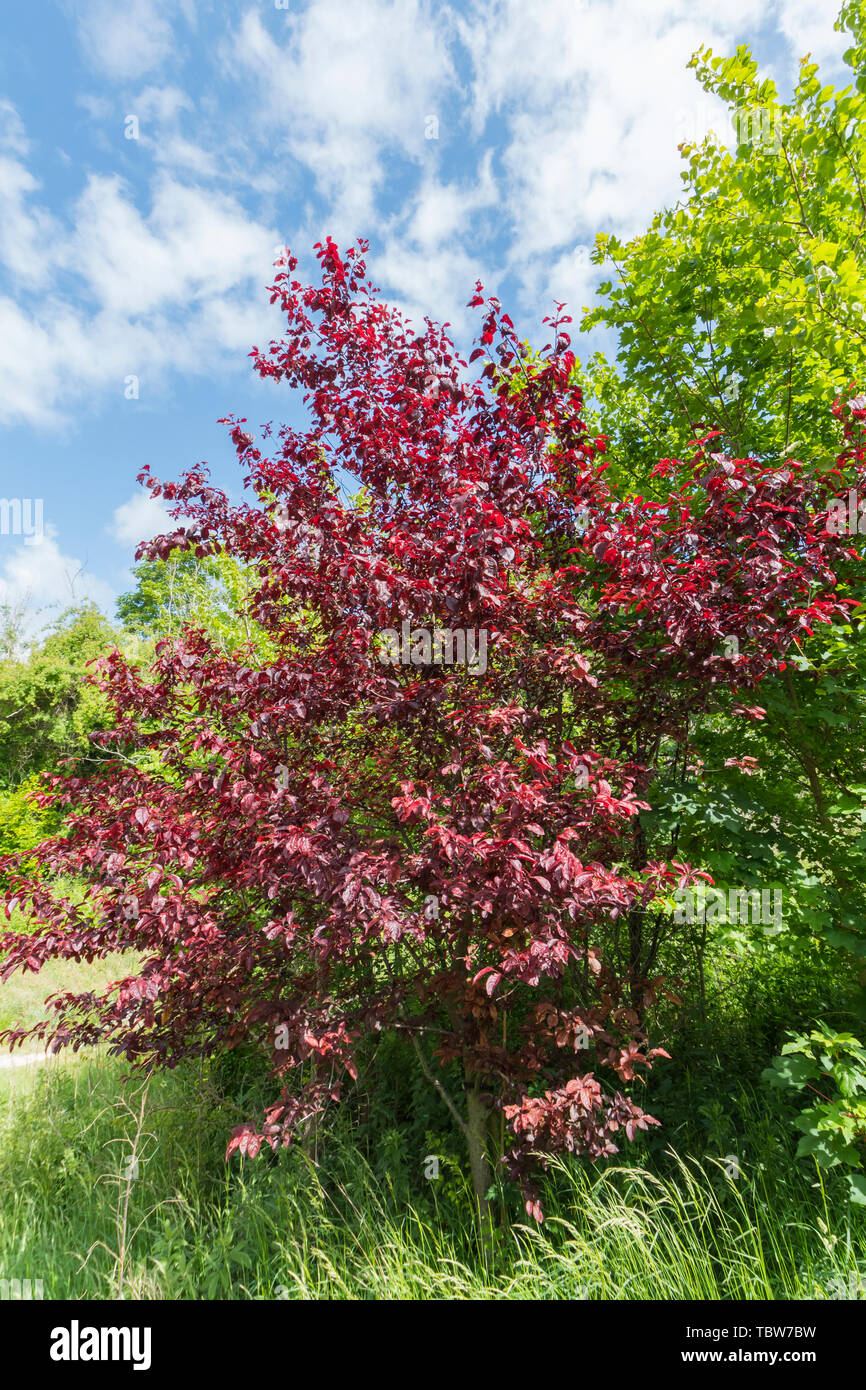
[643,933,858,1152]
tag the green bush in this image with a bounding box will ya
[0,775,60,879]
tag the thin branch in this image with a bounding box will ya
[411,1034,469,1137]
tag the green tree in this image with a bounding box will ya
[569,2,866,1033]
[0,604,119,788]
[117,549,273,658]
[582,1,866,478]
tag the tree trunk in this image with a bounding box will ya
[466,1081,494,1258]
[628,812,648,1018]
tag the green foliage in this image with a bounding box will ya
[116,550,274,659]
[571,7,866,1031]
[582,8,866,476]
[764,1023,866,1200]
[0,604,120,788]
[0,774,60,879]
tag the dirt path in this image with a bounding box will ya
[0,1050,55,1070]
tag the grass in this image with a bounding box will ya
[0,1047,863,1300]
[0,875,139,1040]
[1,947,864,1300]
[0,950,139,1038]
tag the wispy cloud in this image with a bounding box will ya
[73,0,183,82]
[109,490,170,548]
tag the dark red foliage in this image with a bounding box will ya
[2,239,862,1218]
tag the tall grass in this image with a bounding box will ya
[0,1052,863,1300]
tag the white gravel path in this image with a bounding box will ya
[0,1050,56,1070]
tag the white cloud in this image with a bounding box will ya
[133,85,194,125]
[373,156,500,331]
[152,134,220,179]
[0,154,59,287]
[109,491,170,548]
[404,161,497,251]
[448,0,851,318]
[0,98,28,156]
[71,173,273,316]
[231,0,455,236]
[74,0,178,81]
[774,0,848,68]
[457,2,752,286]
[0,530,115,629]
[0,144,280,426]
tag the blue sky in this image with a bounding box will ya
[0,0,852,637]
